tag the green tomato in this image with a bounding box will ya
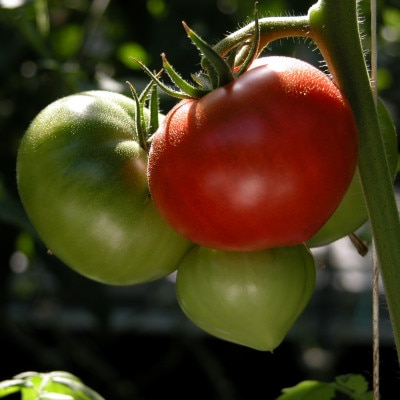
[17,90,192,285]
[307,100,398,248]
[176,245,316,351]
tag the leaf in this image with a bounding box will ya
[52,376,106,400]
[13,372,38,380]
[0,378,28,398]
[39,392,74,400]
[42,372,80,382]
[275,380,336,400]
[334,374,369,395]
[0,371,105,400]
[21,388,37,400]
[359,392,373,400]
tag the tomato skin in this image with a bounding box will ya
[307,100,398,247]
[176,244,316,351]
[17,91,192,285]
[148,56,359,251]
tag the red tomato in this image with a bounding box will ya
[148,56,358,251]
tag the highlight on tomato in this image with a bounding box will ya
[17,90,192,285]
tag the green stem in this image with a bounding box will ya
[213,15,311,57]
[308,0,400,365]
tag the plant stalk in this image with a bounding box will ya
[309,0,400,365]
[213,15,311,58]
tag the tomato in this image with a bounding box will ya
[148,56,359,251]
[176,244,316,351]
[17,91,192,285]
[307,100,398,247]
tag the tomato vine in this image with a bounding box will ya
[7,0,400,398]
[142,0,400,349]
[196,0,400,368]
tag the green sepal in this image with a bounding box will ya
[191,71,213,90]
[182,21,234,88]
[126,72,164,151]
[131,57,192,99]
[126,81,149,152]
[148,83,160,135]
[201,57,220,90]
[161,53,209,98]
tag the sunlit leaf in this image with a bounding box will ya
[38,393,74,400]
[0,372,105,400]
[275,380,335,400]
[0,378,28,398]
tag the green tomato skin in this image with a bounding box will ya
[17,91,192,285]
[176,245,316,351]
[307,100,398,248]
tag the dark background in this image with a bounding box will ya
[1,0,400,399]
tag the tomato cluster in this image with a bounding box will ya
[16,49,396,350]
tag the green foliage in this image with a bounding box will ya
[0,371,104,400]
[0,372,373,400]
[276,374,373,400]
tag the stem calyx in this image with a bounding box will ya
[137,3,261,100]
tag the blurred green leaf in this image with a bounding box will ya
[51,24,84,59]
[0,372,105,400]
[275,380,335,400]
[335,374,369,395]
[146,0,167,19]
[276,374,373,400]
[0,378,29,398]
[117,41,150,70]
[33,0,49,37]
[377,68,393,90]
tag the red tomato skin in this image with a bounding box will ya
[148,56,359,251]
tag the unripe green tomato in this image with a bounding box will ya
[176,245,316,351]
[307,100,398,247]
[17,91,192,285]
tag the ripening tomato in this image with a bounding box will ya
[17,91,192,285]
[176,244,316,351]
[307,100,398,247]
[148,56,358,251]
